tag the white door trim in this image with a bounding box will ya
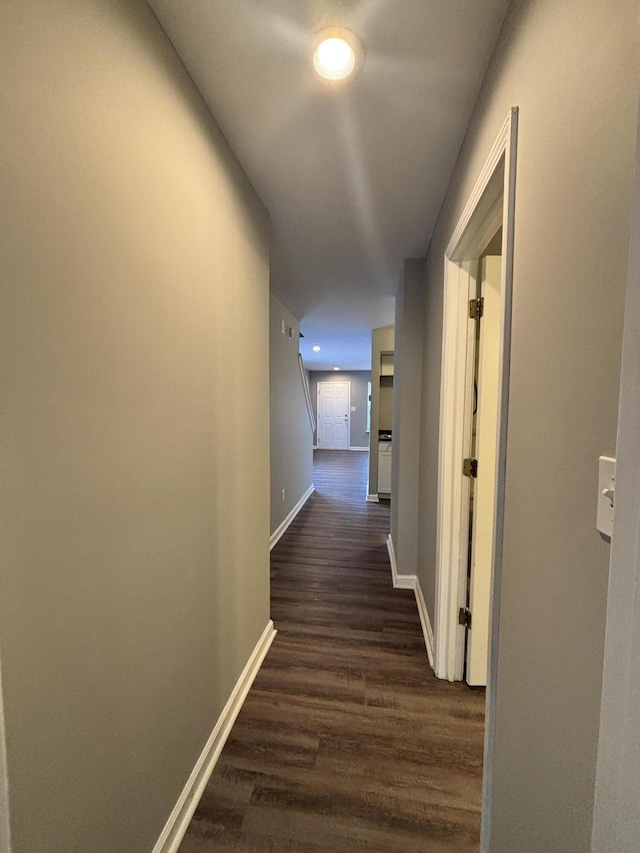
[435,258,477,681]
[316,381,351,449]
[433,108,518,848]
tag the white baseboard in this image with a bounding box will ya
[152,620,276,853]
[386,535,435,669]
[366,493,379,503]
[386,534,415,589]
[269,484,314,550]
[414,577,435,669]
[349,446,369,451]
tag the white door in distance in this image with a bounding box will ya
[317,382,350,449]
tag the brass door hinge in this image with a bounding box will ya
[458,607,472,629]
[463,458,478,478]
[469,297,484,320]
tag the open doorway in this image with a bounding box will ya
[435,109,517,684]
[462,240,502,687]
[433,107,518,847]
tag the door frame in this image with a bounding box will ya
[316,380,351,449]
[434,107,518,849]
[466,254,503,688]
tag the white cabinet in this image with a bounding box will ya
[378,440,392,494]
[380,353,394,376]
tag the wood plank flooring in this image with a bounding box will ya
[179,450,485,852]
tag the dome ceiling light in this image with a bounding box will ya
[312,28,363,83]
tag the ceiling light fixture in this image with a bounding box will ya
[312,28,363,84]
[314,37,354,80]
[312,345,321,352]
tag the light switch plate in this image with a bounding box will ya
[597,456,616,538]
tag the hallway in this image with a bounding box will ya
[180,451,486,853]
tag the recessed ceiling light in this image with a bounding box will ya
[314,37,354,81]
[333,366,340,371]
[312,28,363,83]
[312,345,321,352]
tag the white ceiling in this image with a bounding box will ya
[148,0,510,370]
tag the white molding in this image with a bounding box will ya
[366,493,379,503]
[446,111,513,261]
[481,108,518,853]
[439,108,521,852]
[349,446,369,451]
[269,484,314,550]
[386,534,415,589]
[298,353,316,433]
[0,659,11,853]
[436,107,518,687]
[435,259,475,681]
[414,578,435,669]
[386,536,435,669]
[152,620,276,853]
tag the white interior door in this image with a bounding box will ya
[317,382,350,449]
[466,255,502,687]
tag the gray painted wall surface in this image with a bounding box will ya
[391,260,426,580]
[414,0,639,849]
[368,327,395,496]
[0,660,8,853]
[270,294,314,535]
[309,371,371,449]
[0,2,271,851]
[417,252,445,622]
[591,120,640,853]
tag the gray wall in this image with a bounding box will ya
[391,260,426,579]
[591,121,640,853]
[309,371,371,449]
[270,294,314,536]
[0,2,271,851]
[368,326,395,496]
[412,0,639,849]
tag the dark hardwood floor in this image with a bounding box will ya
[179,450,485,853]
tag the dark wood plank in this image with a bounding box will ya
[179,450,485,852]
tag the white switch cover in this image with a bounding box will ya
[597,456,616,538]
[351,406,356,411]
